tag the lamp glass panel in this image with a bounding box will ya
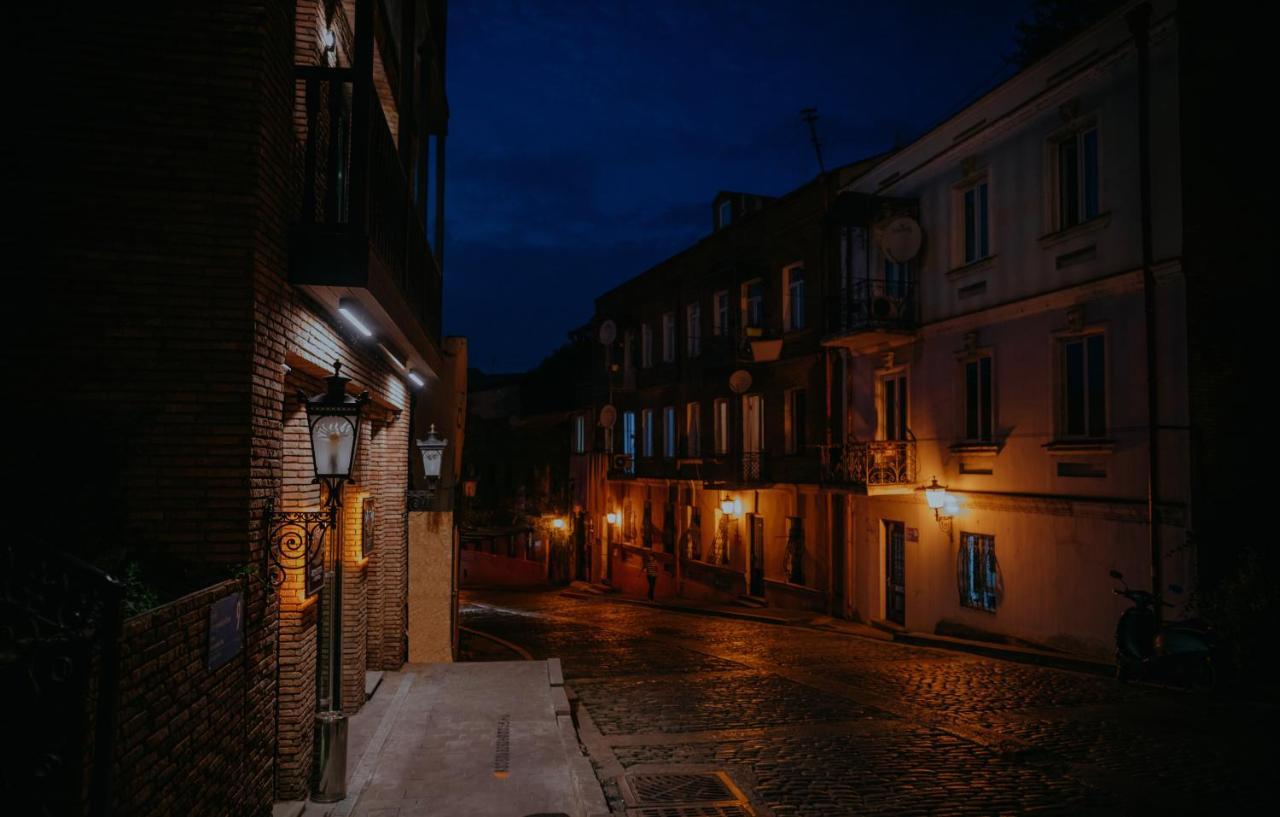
[421,447,443,477]
[925,487,946,509]
[310,414,358,477]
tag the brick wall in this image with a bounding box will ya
[112,580,274,817]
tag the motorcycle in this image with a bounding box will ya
[1110,569,1218,690]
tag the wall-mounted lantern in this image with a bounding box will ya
[416,424,448,482]
[606,511,619,526]
[916,476,957,535]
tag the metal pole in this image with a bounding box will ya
[313,479,348,802]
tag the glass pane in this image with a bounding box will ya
[310,414,356,477]
[1083,129,1099,220]
[1065,341,1085,436]
[1087,335,1106,436]
[965,361,979,440]
[979,183,989,258]
[1059,136,1079,228]
[898,377,908,441]
[963,188,975,262]
[884,379,897,440]
[980,356,993,441]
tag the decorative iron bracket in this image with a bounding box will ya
[262,496,333,597]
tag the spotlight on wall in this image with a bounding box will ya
[338,299,374,338]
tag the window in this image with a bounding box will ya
[881,373,908,441]
[713,291,729,336]
[718,199,732,229]
[685,303,701,357]
[1056,127,1099,229]
[784,264,806,331]
[572,414,586,453]
[641,324,653,368]
[784,388,807,454]
[713,399,729,454]
[623,330,635,376]
[641,408,654,457]
[1061,334,1106,438]
[960,533,997,611]
[661,312,675,363]
[963,355,993,442]
[663,406,676,458]
[883,257,911,299]
[685,402,701,457]
[622,411,636,473]
[960,179,990,264]
[742,279,764,329]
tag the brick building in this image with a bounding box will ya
[14,1,458,813]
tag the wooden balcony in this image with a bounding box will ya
[289,66,442,370]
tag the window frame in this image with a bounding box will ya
[641,323,653,368]
[1051,123,1101,231]
[959,532,997,612]
[685,302,701,357]
[955,175,991,266]
[685,402,701,457]
[713,398,729,454]
[783,262,806,332]
[1056,330,1108,440]
[784,387,807,455]
[641,408,655,457]
[622,411,637,473]
[876,365,910,442]
[959,351,995,444]
[713,290,729,337]
[661,311,676,363]
[741,278,764,329]
[663,406,676,459]
[572,413,586,454]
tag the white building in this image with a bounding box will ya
[825,0,1192,656]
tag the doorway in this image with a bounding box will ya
[748,513,765,597]
[884,519,905,625]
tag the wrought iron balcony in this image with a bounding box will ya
[827,434,917,488]
[823,279,917,351]
[290,66,442,354]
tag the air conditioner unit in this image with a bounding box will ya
[871,296,899,321]
[612,454,634,471]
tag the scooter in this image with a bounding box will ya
[1109,569,1217,689]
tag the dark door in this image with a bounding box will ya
[749,514,765,597]
[885,520,905,625]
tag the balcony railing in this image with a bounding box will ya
[824,279,917,338]
[293,66,442,343]
[827,434,917,488]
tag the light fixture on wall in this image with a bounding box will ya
[606,511,618,525]
[407,369,425,388]
[719,495,741,517]
[552,517,566,530]
[338,298,374,338]
[916,476,955,536]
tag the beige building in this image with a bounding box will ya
[826,0,1191,656]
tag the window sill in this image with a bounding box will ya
[1043,439,1115,456]
[1038,213,1110,249]
[946,255,998,281]
[949,442,1000,457]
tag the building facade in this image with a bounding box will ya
[15,1,457,813]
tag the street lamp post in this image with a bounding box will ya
[301,361,368,803]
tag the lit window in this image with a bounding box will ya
[663,407,676,458]
[960,533,997,611]
[686,303,701,357]
[784,264,806,331]
[622,411,636,473]
[1057,127,1099,229]
[963,355,993,442]
[685,402,701,457]
[572,414,586,453]
[1061,334,1106,438]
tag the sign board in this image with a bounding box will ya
[207,591,244,671]
[361,497,375,559]
[906,527,919,543]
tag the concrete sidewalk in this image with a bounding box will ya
[300,660,607,817]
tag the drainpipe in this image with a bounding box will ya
[1128,4,1162,621]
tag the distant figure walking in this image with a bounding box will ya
[644,553,659,600]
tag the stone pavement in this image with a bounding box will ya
[300,660,608,817]
[463,589,1277,816]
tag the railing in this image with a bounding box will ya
[740,451,764,482]
[825,279,918,337]
[827,434,916,487]
[294,66,442,342]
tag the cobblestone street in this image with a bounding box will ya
[461,589,1274,816]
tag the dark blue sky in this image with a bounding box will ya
[443,0,1034,373]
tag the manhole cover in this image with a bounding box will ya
[629,773,734,804]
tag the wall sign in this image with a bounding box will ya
[906,527,919,543]
[361,497,375,559]
[207,591,243,671]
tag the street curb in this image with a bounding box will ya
[890,631,1114,676]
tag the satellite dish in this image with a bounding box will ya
[598,404,617,428]
[881,216,922,263]
[598,320,617,345]
[728,370,753,394]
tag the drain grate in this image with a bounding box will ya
[629,773,734,804]
[493,714,511,777]
[629,806,752,817]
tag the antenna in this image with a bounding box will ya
[800,107,826,177]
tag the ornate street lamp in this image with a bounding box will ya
[416,423,448,486]
[299,360,368,803]
[916,476,957,536]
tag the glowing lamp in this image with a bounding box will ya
[552,518,566,529]
[337,298,374,338]
[301,361,369,480]
[918,476,947,510]
[606,512,618,525]
[416,424,448,480]
[720,496,740,517]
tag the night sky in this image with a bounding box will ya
[444,0,1035,373]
